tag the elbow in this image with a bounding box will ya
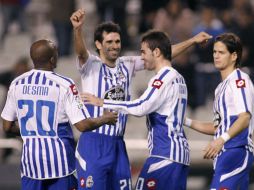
[241,112,251,129]
[2,120,13,133]
[3,126,11,133]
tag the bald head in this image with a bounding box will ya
[30,39,58,70]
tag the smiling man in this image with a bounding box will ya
[70,9,212,190]
[83,30,191,190]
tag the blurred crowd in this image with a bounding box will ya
[0,0,254,160]
[139,0,254,110]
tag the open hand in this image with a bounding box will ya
[203,137,225,159]
[81,92,103,106]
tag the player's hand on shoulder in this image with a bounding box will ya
[102,110,118,125]
[70,9,85,29]
[82,92,103,106]
[193,32,212,45]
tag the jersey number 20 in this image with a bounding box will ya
[18,99,56,136]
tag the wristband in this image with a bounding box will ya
[221,132,230,142]
[184,118,192,127]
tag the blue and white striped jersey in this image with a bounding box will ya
[1,69,90,179]
[103,66,190,165]
[77,54,144,136]
[213,69,254,152]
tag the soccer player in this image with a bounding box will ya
[1,39,117,190]
[184,33,254,189]
[70,9,212,190]
[83,30,190,190]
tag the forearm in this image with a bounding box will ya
[75,116,109,132]
[226,112,250,139]
[103,99,150,117]
[172,38,195,58]
[74,28,88,61]
[185,118,215,135]
[172,32,212,58]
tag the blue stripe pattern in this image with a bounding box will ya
[15,70,77,179]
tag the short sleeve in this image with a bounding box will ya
[76,52,100,75]
[1,85,17,121]
[65,84,90,125]
[229,77,253,115]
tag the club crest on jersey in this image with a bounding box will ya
[104,86,125,101]
[236,79,246,88]
[86,176,94,188]
[80,177,86,188]
[152,79,163,89]
[118,71,126,82]
[146,178,157,190]
[70,84,78,95]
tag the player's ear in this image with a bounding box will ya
[50,56,55,64]
[95,40,102,50]
[153,48,160,57]
[231,52,237,63]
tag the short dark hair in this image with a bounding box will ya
[141,30,172,61]
[215,33,242,68]
[94,22,121,54]
[30,39,57,67]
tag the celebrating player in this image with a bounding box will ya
[184,33,254,189]
[1,39,117,190]
[83,30,190,190]
[70,9,212,190]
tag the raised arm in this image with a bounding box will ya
[70,9,89,65]
[172,32,212,58]
[74,110,118,132]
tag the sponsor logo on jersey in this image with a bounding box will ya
[104,86,125,100]
[236,79,246,88]
[146,178,157,190]
[70,84,78,95]
[152,79,163,89]
[86,175,94,188]
[80,177,86,188]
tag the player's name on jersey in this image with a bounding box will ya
[23,85,49,96]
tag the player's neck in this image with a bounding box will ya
[155,59,171,73]
[34,62,54,71]
[104,61,116,68]
[101,57,116,68]
[220,67,235,81]
[34,67,53,72]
